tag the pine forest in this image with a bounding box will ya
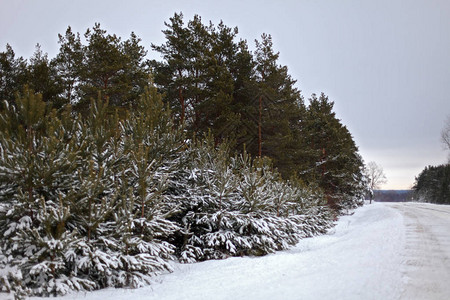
[0,14,368,297]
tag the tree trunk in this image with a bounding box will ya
[179,87,185,123]
[258,95,262,157]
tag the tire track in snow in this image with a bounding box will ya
[389,203,450,300]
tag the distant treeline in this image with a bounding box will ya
[413,164,450,204]
[373,190,413,202]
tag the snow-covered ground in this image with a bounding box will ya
[4,202,450,300]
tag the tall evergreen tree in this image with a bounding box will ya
[27,44,64,108]
[54,26,84,105]
[297,93,365,209]
[75,24,149,112]
[251,34,304,177]
[0,44,28,103]
[152,14,307,180]
[152,13,246,143]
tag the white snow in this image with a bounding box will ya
[4,202,450,300]
[386,202,450,300]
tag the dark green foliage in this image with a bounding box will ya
[27,45,64,108]
[0,44,28,103]
[1,24,149,114]
[151,14,306,180]
[0,44,64,109]
[413,164,450,204]
[252,33,304,177]
[77,24,148,110]
[0,15,367,211]
[151,13,241,142]
[295,93,366,210]
[54,26,84,105]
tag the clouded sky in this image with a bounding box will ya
[1,0,449,189]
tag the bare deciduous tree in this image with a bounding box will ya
[365,161,387,204]
[441,115,450,155]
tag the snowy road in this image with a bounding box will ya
[387,202,450,300]
[14,202,450,300]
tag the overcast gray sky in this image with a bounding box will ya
[1,0,450,189]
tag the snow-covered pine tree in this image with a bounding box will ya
[0,88,95,296]
[231,155,301,255]
[171,139,334,262]
[69,87,182,290]
[173,137,242,261]
[0,86,185,297]
[284,183,334,237]
[61,96,128,291]
[108,85,182,287]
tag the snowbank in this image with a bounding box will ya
[15,202,407,300]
